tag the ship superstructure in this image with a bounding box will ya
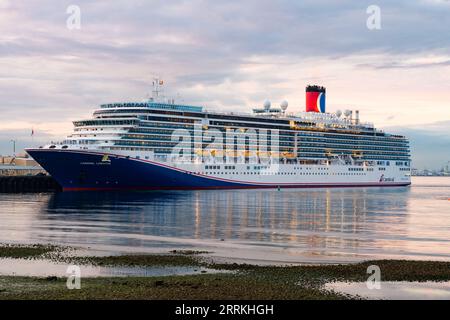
[26,83,411,190]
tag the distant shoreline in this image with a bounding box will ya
[412,175,450,177]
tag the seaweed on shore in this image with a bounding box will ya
[0,244,58,259]
[2,244,450,300]
[0,274,349,300]
[66,254,203,267]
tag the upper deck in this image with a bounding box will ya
[99,101,203,113]
[88,99,402,140]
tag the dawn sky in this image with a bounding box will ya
[0,0,449,169]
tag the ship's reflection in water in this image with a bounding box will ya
[1,177,449,263]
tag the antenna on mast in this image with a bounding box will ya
[151,77,164,102]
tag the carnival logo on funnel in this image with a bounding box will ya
[317,92,325,113]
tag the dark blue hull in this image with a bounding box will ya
[26,149,411,191]
[26,149,248,191]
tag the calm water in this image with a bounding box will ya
[0,177,449,264]
[325,281,450,300]
[0,257,218,278]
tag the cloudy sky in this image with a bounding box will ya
[0,0,449,169]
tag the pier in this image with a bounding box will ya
[0,175,61,193]
[0,155,60,192]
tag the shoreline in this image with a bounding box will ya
[1,244,450,300]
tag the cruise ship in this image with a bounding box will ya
[26,83,411,191]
